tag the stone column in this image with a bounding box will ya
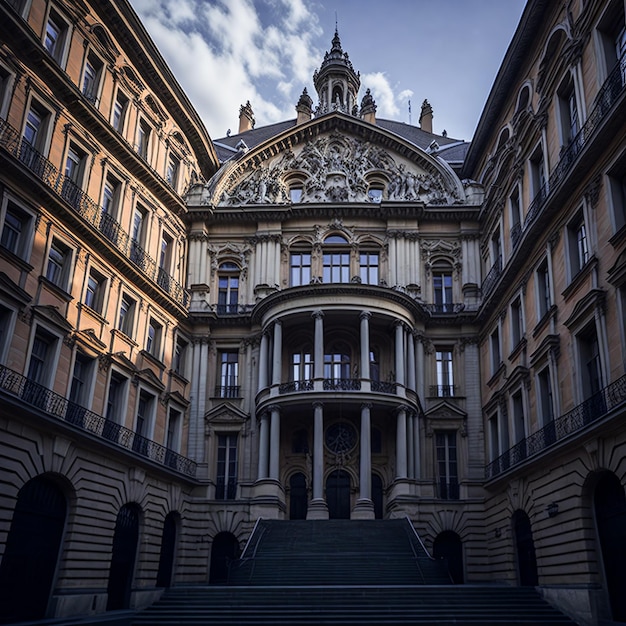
[269,405,280,480]
[313,310,324,379]
[413,412,421,480]
[360,311,371,381]
[258,331,269,391]
[407,413,415,479]
[407,331,416,392]
[308,401,328,519]
[396,407,407,478]
[395,322,405,387]
[272,320,282,386]
[257,412,269,480]
[353,403,374,519]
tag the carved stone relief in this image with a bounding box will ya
[217,133,461,206]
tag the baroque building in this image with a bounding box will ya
[0,0,625,625]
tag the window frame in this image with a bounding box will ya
[435,431,459,500]
[145,316,164,360]
[290,250,312,287]
[566,209,590,281]
[118,292,137,338]
[43,6,71,67]
[322,235,350,284]
[0,62,16,120]
[359,250,379,285]
[215,433,239,500]
[217,350,240,398]
[217,262,240,314]
[435,349,454,397]
[432,265,454,313]
[44,236,74,292]
[81,50,104,106]
[510,294,525,351]
[0,194,36,261]
[111,89,129,134]
[83,266,107,314]
[535,257,553,322]
[26,324,61,388]
[0,302,17,365]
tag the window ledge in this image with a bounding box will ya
[39,276,73,302]
[609,224,626,249]
[0,246,34,273]
[111,328,138,347]
[508,337,527,362]
[532,304,557,338]
[140,349,166,370]
[486,362,506,388]
[170,370,189,385]
[77,302,109,325]
[562,256,597,301]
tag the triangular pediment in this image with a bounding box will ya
[31,305,73,334]
[135,368,166,392]
[0,272,31,307]
[206,113,466,207]
[205,402,249,424]
[74,328,107,357]
[424,400,467,420]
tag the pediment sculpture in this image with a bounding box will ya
[217,133,461,206]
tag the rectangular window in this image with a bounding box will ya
[608,170,626,233]
[105,371,127,424]
[536,259,551,320]
[27,328,57,386]
[84,268,106,314]
[435,350,454,396]
[510,186,522,247]
[118,293,136,337]
[216,434,238,500]
[567,212,589,278]
[490,327,501,375]
[435,432,459,500]
[537,367,554,426]
[64,144,87,186]
[133,390,153,456]
[111,91,129,133]
[137,119,151,160]
[44,10,69,65]
[1,200,34,259]
[512,391,526,443]
[290,252,311,286]
[217,267,239,314]
[488,412,500,462]
[130,206,148,268]
[174,337,188,377]
[433,271,453,312]
[45,238,72,290]
[166,408,181,452]
[146,318,163,359]
[166,155,179,189]
[359,252,379,285]
[578,323,603,400]
[529,147,547,202]
[0,65,14,119]
[22,102,51,167]
[69,352,93,407]
[218,351,239,398]
[292,351,314,383]
[510,296,524,349]
[157,233,174,292]
[323,252,350,283]
[558,78,579,146]
[82,53,103,105]
[0,304,14,364]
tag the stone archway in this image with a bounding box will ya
[289,472,308,520]
[209,532,240,584]
[433,530,464,583]
[107,503,140,610]
[512,509,538,586]
[0,476,67,622]
[326,470,351,519]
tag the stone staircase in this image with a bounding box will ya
[133,519,577,625]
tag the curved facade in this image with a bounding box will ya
[0,1,625,625]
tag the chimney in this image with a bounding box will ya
[419,99,433,133]
[295,88,313,124]
[360,88,377,125]
[238,101,255,134]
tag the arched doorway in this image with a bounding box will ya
[512,509,538,586]
[0,476,67,622]
[289,472,308,520]
[594,472,626,621]
[156,512,178,588]
[433,531,464,583]
[107,504,140,610]
[209,532,239,584]
[372,473,384,519]
[326,470,351,519]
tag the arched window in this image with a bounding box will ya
[0,476,67,622]
[433,531,464,583]
[290,246,311,286]
[594,472,626,621]
[512,509,538,586]
[217,262,239,314]
[156,512,179,588]
[107,503,140,610]
[209,532,239,584]
[289,473,308,520]
[323,235,350,283]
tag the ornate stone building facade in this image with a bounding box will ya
[0,0,625,625]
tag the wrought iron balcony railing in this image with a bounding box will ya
[0,364,197,477]
[323,378,361,391]
[371,380,398,394]
[438,478,460,500]
[424,303,465,315]
[0,118,189,307]
[215,385,241,398]
[482,53,626,300]
[485,374,626,479]
[429,384,457,397]
[279,380,315,393]
[481,255,502,298]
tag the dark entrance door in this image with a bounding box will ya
[107,504,140,610]
[512,509,538,586]
[326,470,351,519]
[372,473,383,519]
[156,512,178,587]
[0,476,66,623]
[594,472,626,622]
[433,531,464,583]
[209,532,239,584]
[289,472,308,520]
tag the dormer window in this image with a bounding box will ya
[290,186,303,203]
[368,186,383,203]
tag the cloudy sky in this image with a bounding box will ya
[130,0,527,142]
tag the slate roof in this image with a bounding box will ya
[212,117,470,167]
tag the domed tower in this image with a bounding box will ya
[313,29,361,116]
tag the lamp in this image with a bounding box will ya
[547,502,559,518]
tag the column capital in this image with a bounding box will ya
[394,404,409,416]
[359,310,372,321]
[312,401,324,410]
[360,402,373,411]
[312,310,324,320]
[267,404,280,414]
